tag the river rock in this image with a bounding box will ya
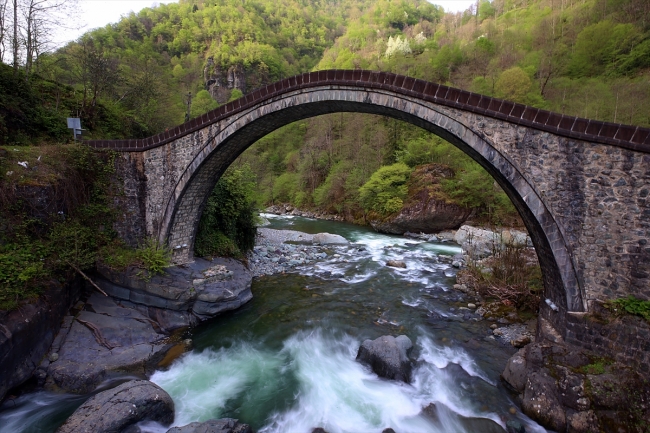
[46,293,172,394]
[356,335,413,383]
[502,340,650,432]
[56,380,174,433]
[312,232,349,244]
[167,418,252,433]
[386,260,406,268]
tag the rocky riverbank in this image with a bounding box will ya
[0,257,255,399]
[248,228,348,277]
[250,225,536,349]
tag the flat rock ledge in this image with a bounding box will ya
[42,258,252,394]
[43,293,175,394]
[356,335,413,383]
[56,380,174,433]
[96,257,253,332]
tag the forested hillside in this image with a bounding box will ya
[4,0,650,227]
[236,0,650,224]
[26,0,391,139]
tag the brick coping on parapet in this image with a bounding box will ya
[84,69,650,153]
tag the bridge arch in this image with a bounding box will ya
[88,70,650,328]
[162,87,580,314]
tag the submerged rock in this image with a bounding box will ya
[422,402,507,433]
[56,380,174,433]
[356,335,413,383]
[167,418,252,433]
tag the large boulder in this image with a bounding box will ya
[356,335,413,383]
[166,418,252,433]
[97,257,252,331]
[369,164,472,235]
[454,225,532,259]
[521,370,566,432]
[501,348,527,393]
[56,380,174,433]
[501,341,650,433]
[312,232,349,245]
[453,225,500,258]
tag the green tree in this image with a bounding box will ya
[495,67,532,103]
[194,165,258,258]
[190,89,218,118]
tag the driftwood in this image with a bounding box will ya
[69,263,108,297]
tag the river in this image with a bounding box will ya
[0,214,546,433]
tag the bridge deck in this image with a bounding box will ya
[85,70,650,154]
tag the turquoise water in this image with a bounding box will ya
[0,215,546,433]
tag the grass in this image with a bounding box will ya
[579,358,612,375]
[99,238,171,280]
[605,296,650,323]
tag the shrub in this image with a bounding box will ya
[99,238,171,279]
[194,164,258,258]
[136,238,172,277]
[0,144,118,310]
[462,238,542,312]
[605,296,650,322]
[358,162,412,217]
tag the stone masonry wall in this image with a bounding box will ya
[565,311,650,374]
[458,112,650,306]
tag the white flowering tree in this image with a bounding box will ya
[385,35,411,58]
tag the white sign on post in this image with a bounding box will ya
[67,118,82,141]
[67,118,81,129]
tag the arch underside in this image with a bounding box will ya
[164,88,585,313]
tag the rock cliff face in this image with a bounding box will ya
[203,57,271,104]
[0,278,82,401]
[370,164,472,235]
[502,336,650,432]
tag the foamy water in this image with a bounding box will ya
[148,330,513,433]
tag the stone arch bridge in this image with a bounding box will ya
[87,70,650,349]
